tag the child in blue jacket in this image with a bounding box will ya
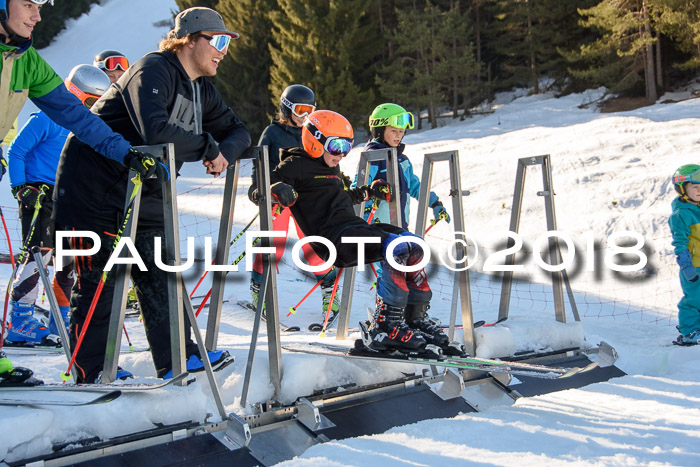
[354,103,450,229]
[669,164,700,345]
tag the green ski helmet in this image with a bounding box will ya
[368,103,414,142]
[673,164,700,201]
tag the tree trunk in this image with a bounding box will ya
[655,32,663,91]
[642,0,657,102]
[526,0,539,94]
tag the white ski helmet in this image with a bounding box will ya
[65,64,111,108]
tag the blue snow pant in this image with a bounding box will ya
[323,223,432,308]
[678,271,700,336]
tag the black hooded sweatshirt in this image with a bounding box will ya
[54,50,251,232]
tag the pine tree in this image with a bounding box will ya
[653,0,700,72]
[567,0,658,102]
[268,0,375,130]
[214,0,277,141]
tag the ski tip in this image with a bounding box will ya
[284,326,301,332]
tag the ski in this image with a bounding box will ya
[3,344,148,355]
[237,300,301,332]
[441,317,508,330]
[0,390,122,407]
[283,342,583,379]
[0,371,192,393]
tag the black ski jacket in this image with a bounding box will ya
[54,50,251,232]
[249,120,302,200]
[271,147,370,244]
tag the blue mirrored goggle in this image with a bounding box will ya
[198,33,232,52]
[674,169,700,185]
[325,137,354,156]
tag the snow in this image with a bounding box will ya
[2,0,700,465]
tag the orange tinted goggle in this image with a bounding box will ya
[98,56,129,72]
[67,82,101,108]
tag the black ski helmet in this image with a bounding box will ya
[94,49,128,69]
[279,84,316,120]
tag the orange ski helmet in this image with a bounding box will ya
[302,110,354,158]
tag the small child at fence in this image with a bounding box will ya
[669,164,700,345]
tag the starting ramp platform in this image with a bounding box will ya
[18,346,624,467]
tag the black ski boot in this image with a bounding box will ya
[360,295,437,356]
[405,303,466,357]
[0,353,43,387]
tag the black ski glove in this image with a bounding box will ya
[123,149,169,183]
[364,180,394,202]
[249,187,260,206]
[13,185,43,210]
[270,182,298,207]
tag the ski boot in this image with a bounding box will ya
[674,330,700,346]
[5,301,60,347]
[0,353,43,386]
[161,350,234,379]
[359,295,439,358]
[48,305,70,338]
[250,279,267,317]
[93,366,135,384]
[405,303,466,357]
[320,282,340,324]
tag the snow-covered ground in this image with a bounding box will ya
[2,0,700,465]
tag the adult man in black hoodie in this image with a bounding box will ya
[53,7,251,383]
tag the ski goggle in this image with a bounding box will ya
[674,169,700,185]
[281,96,315,118]
[370,112,415,130]
[197,33,232,53]
[96,56,129,72]
[324,137,354,156]
[66,81,101,109]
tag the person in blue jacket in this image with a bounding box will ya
[5,64,110,346]
[670,164,700,345]
[354,103,450,230]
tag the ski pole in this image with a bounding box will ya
[424,217,441,235]
[189,211,260,298]
[122,324,135,351]
[61,175,143,381]
[366,199,380,224]
[194,235,263,318]
[0,186,48,351]
[319,268,343,337]
[287,267,337,317]
[194,206,284,317]
[0,207,14,272]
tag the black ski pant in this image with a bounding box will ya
[69,229,198,383]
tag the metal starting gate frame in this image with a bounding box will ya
[497,154,580,323]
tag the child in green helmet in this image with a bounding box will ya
[352,103,450,230]
[669,164,700,345]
